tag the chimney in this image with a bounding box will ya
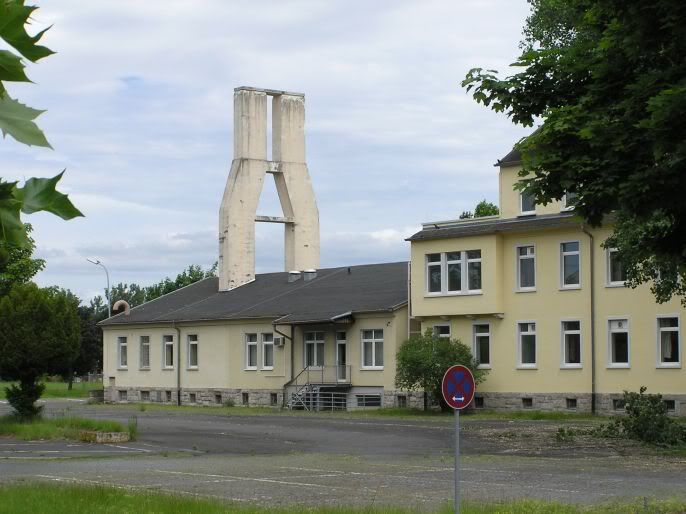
[218,87,320,291]
[303,269,317,282]
[288,271,302,283]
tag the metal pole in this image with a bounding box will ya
[455,408,460,514]
[86,258,111,318]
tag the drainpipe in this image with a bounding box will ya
[173,321,182,406]
[581,225,596,415]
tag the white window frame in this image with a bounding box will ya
[560,319,582,369]
[425,250,482,296]
[656,315,681,368]
[433,324,451,339]
[560,240,581,289]
[304,331,325,368]
[187,334,199,369]
[516,244,536,292]
[139,335,150,370]
[561,192,577,211]
[361,329,384,370]
[516,321,537,369]
[262,332,274,370]
[117,336,128,369]
[520,190,536,215]
[606,248,626,287]
[607,317,630,368]
[245,333,258,370]
[472,322,491,369]
[162,335,174,369]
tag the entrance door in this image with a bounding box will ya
[336,331,347,382]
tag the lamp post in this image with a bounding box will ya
[87,258,111,318]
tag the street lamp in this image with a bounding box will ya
[86,258,111,318]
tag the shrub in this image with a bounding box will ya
[599,387,686,446]
[223,398,235,408]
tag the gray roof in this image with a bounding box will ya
[407,212,579,242]
[495,148,521,167]
[100,262,408,326]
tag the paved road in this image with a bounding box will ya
[1,400,684,510]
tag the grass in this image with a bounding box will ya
[0,380,102,400]
[0,415,127,441]
[0,483,685,514]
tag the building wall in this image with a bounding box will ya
[412,223,685,413]
[102,308,412,406]
[499,164,564,218]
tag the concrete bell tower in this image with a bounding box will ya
[218,87,320,291]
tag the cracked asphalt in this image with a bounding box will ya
[0,400,684,510]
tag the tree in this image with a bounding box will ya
[0,283,80,418]
[462,0,686,304]
[0,1,81,246]
[0,224,44,296]
[459,200,499,220]
[395,329,487,411]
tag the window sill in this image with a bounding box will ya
[656,363,681,369]
[518,212,536,217]
[244,367,257,371]
[516,288,537,293]
[187,367,199,371]
[477,364,491,370]
[606,282,626,288]
[559,285,581,291]
[162,367,175,371]
[361,366,384,371]
[117,367,128,371]
[261,366,274,371]
[560,364,583,369]
[139,367,150,371]
[516,365,537,370]
[607,364,630,369]
[424,291,483,298]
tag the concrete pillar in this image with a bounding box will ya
[218,87,320,291]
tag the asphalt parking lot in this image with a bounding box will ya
[1,400,685,510]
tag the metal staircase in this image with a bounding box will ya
[286,366,351,411]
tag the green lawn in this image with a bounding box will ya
[0,416,126,441]
[0,380,102,400]
[0,484,684,514]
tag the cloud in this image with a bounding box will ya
[16,0,532,301]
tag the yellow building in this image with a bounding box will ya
[408,149,685,414]
[100,263,420,410]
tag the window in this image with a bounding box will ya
[608,319,629,367]
[427,253,442,293]
[305,331,325,367]
[165,390,172,402]
[522,397,533,408]
[663,399,676,412]
[396,395,407,408]
[215,393,222,405]
[566,398,577,410]
[517,245,536,290]
[270,393,278,406]
[520,191,535,214]
[562,192,578,211]
[362,329,384,368]
[425,250,482,295]
[517,322,536,367]
[356,394,382,407]
[139,336,150,369]
[262,333,274,369]
[245,333,258,369]
[561,320,582,367]
[163,335,174,368]
[607,248,626,286]
[560,241,580,288]
[118,390,127,402]
[140,390,150,402]
[433,325,451,339]
[189,393,196,403]
[657,317,680,367]
[187,334,198,369]
[612,398,625,411]
[242,392,249,406]
[117,337,128,368]
[474,397,484,408]
[473,324,490,367]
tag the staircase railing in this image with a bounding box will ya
[285,365,351,410]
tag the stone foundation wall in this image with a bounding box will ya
[383,390,425,409]
[474,392,686,415]
[104,387,283,408]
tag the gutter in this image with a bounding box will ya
[172,320,182,406]
[581,225,596,415]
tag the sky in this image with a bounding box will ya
[3,0,532,302]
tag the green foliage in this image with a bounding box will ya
[395,329,487,410]
[459,211,473,219]
[598,387,686,446]
[4,379,43,418]
[473,200,499,217]
[0,0,82,247]
[0,415,123,441]
[462,0,686,304]
[0,223,44,296]
[0,283,80,418]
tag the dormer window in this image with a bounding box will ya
[520,191,536,215]
[562,192,578,211]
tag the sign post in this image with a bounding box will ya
[441,365,476,514]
